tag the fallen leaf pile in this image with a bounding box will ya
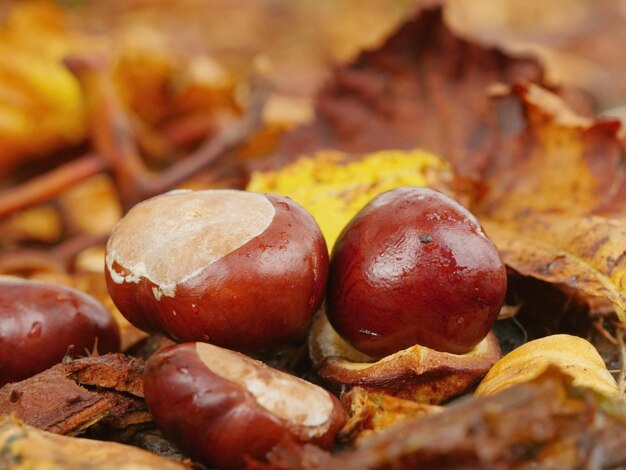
[1,0,626,468]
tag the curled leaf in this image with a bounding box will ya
[485,216,626,322]
[475,334,619,397]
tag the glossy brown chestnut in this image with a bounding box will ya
[326,187,507,357]
[0,277,120,385]
[143,342,346,469]
[105,189,328,352]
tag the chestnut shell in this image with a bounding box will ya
[309,309,501,404]
[326,187,507,357]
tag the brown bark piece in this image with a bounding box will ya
[98,391,151,429]
[0,366,108,435]
[0,354,148,436]
[64,353,145,397]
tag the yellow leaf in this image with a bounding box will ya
[484,216,626,322]
[475,334,619,397]
[248,149,452,249]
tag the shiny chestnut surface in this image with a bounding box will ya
[105,190,328,352]
[0,277,120,385]
[144,342,345,469]
[326,187,507,357]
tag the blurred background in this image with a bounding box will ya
[2,0,626,175]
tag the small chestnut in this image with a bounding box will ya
[0,277,120,385]
[105,189,328,352]
[143,342,346,469]
[326,187,507,357]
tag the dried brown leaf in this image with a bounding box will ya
[339,387,440,445]
[484,216,626,322]
[477,83,624,219]
[277,7,547,181]
[475,84,626,321]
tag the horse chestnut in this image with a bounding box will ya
[0,277,120,385]
[144,342,346,469]
[326,187,506,358]
[105,189,328,352]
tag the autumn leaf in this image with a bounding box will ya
[483,214,626,322]
[475,84,626,321]
[248,149,454,249]
[276,6,548,182]
[476,84,624,218]
[474,334,619,397]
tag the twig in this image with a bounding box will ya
[617,328,626,395]
[0,154,106,218]
[147,77,271,196]
[593,319,618,346]
[0,111,236,220]
[129,113,175,165]
[66,54,270,208]
[161,111,217,148]
[65,56,149,211]
[0,232,109,275]
[53,233,109,269]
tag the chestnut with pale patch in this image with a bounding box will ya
[143,342,346,469]
[105,189,328,352]
[327,186,507,357]
[0,277,120,385]
[106,190,275,298]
